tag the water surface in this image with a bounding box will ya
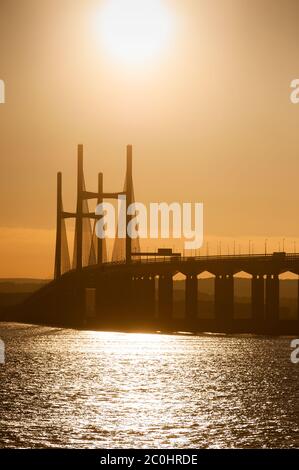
[0,322,298,448]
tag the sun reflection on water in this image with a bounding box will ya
[0,323,298,448]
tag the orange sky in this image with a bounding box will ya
[1,0,299,278]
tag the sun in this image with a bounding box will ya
[97,0,174,64]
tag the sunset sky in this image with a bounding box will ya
[1,0,299,277]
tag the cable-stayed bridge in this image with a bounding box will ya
[13,145,299,334]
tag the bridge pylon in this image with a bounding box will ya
[75,144,84,270]
[126,145,133,264]
[54,172,62,279]
[97,172,103,265]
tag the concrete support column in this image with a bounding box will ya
[71,273,86,327]
[142,276,156,320]
[265,274,279,323]
[132,276,142,317]
[75,145,84,270]
[126,275,135,317]
[96,274,128,326]
[102,275,128,326]
[214,274,234,322]
[97,173,103,265]
[131,275,155,324]
[214,275,222,320]
[115,274,132,319]
[54,172,62,279]
[158,274,173,324]
[251,275,264,323]
[95,276,102,318]
[55,278,79,327]
[185,275,198,322]
[95,275,110,321]
[54,278,64,324]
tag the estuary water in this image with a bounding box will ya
[0,322,298,448]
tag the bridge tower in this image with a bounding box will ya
[126,145,133,264]
[54,172,62,279]
[75,144,84,270]
[97,172,103,265]
[54,172,70,279]
[251,274,264,327]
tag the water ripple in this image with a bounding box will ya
[0,323,298,448]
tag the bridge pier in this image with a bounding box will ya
[131,276,143,319]
[95,275,111,323]
[185,275,198,325]
[251,275,264,327]
[265,274,279,326]
[54,172,62,279]
[113,274,132,323]
[96,273,131,327]
[215,274,234,326]
[131,275,155,324]
[158,274,173,326]
[70,273,86,327]
[142,276,156,322]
